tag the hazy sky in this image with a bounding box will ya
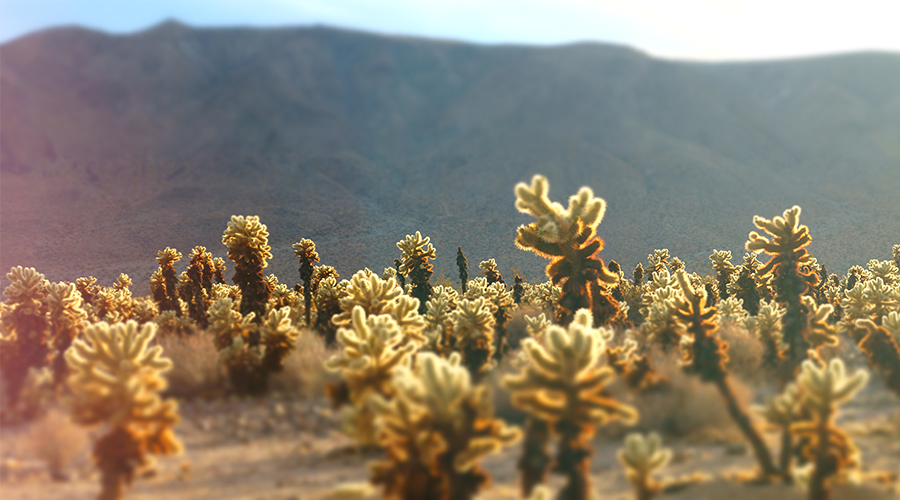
[2,0,899,61]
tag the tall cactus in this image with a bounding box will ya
[513,175,620,325]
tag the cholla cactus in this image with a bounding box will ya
[709,250,736,300]
[606,336,664,391]
[669,270,777,477]
[456,246,469,294]
[259,307,301,374]
[726,253,765,316]
[65,321,181,500]
[396,231,436,313]
[647,249,670,276]
[368,352,520,500]
[479,259,506,286]
[450,297,496,378]
[181,246,216,327]
[422,285,458,352]
[639,283,682,351]
[314,276,347,346]
[504,309,638,500]
[293,238,320,326]
[893,244,900,270]
[325,307,417,445]
[755,383,802,480]
[154,247,183,315]
[333,270,403,325]
[746,206,817,382]
[745,299,785,370]
[850,319,900,397]
[45,281,88,384]
[0,266,51,415]
[716,296,749,328]
[884,311,900,339]
[75,276,100,305]
[222,215,272,321]
[513,175,619,325]
[792,358,868,500]
[618,432,672,500]
[867,259,899,286]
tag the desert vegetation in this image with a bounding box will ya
[1,174,898,500]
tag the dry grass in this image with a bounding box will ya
[270,329,338,399]
[23,408,89,481]
[157,331,226,399]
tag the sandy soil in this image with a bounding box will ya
[1,388,898,500]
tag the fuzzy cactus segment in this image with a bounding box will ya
[369,352,520,500]
[326,306,417,446]
[0,266,51,416]
[669,270,777,478]
[504,308,636,500]
[514,175,619,326]
[65,320,181,500]
[618,432,672,500]
[745,206,817,380]
[792,359,868,500]
[293,238,320,327]
[222,215,272,321]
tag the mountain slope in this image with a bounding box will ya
[2,22,898,289]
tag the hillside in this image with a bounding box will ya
[2,21,899,290]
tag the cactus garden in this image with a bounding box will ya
[1,174,898,500]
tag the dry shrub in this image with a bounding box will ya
[505,303,545,352]
[270,328,336,399]
[718,324,765,382]
[24,407,89,481]
[157,331,225,399]
[619,355,752,443]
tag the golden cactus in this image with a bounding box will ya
[850,319,900,397]
[154,247,183,315]
[45,281,87,385]
[326,306,417,446]
[755,383,802,480]
[669,270,777,478]
[0,266,51,416]
[504,309,637,500]
[792,358,868,500]
[450,297,495,378]
[333,270,403,324]
[618,432,672,500]
[222,215,272,321]
[369,352,520,500]
[293,238,320,326]
[745,206,817,380]
[65,320,181,500]
[396,232,436,313]
[514,175,620,325]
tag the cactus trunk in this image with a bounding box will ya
[518,417,552,497]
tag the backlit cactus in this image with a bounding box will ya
[504,309,637,500]
[326,306,417,445]
[65,320,181,500]
[396,231,436,313]
[222,215,272,321]
[369,352,520,500]
[514,175,619,325]
[669,270,777,477]
[618,432,672,500]
[293,238,320,327]
[792,358,868,500]
[0,266,51,415]
[746,206,817,381]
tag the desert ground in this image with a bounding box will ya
[1,332,898,500]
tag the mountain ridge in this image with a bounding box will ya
[2,22,898,291]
